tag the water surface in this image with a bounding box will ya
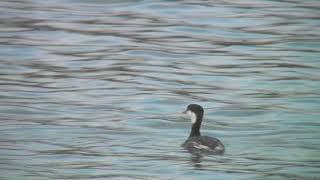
[1,0,320,179]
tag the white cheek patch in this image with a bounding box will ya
[187,110,197,124]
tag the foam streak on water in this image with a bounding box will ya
[0,0,320,179]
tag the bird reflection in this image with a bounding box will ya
[190,154,203,169]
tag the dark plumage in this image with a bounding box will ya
[182,104,224,155]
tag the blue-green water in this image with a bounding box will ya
[1,0,320,179]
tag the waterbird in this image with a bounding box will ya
[182,104,224,155]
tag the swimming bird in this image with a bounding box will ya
[182,104,224,155]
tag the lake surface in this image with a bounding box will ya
[1,0,320,179]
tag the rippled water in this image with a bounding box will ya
[1,0,320,179]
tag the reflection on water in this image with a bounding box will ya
[1,0,320,179]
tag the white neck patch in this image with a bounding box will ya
[187,110,197,124]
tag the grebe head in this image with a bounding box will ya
[183,104,204,124]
